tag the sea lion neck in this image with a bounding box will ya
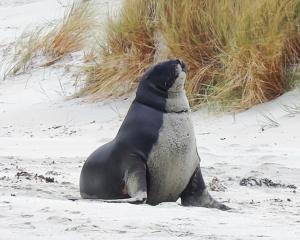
[165,89,190,113]
[135,81,168,112]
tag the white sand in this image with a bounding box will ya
[0,1,299,239]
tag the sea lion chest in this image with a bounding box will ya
[147,112,199,204]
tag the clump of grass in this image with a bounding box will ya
[82,0,300,111]
[157,0,236,108]
[42,0,97,62]
[211,0,300,110]
[81,0,158,98]
[8,0,97,75]
[8,27,45,75]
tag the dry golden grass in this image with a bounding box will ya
[8,0,97,75]
[43,0,97,61]
[157,0,233,108]
[82,0,300,111]
[210,0,300,110]
[8,27,45,75]
[81,0,157,98]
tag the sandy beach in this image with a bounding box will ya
[0,1,299,239]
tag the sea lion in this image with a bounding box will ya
[80,59,229,210]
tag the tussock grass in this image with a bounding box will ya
[8,0,97,75]
[211,0,300,110]
[81,0,157,98]
[8,27,45,75]
[42,0,97,61]
[83,0,300,111]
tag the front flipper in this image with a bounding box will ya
[181,166,230,210]
[104,155,147,204]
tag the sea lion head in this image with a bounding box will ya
[135,59,190,112]
[140,59,187,93]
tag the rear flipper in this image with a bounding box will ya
[181,166,230,211]
[99,193,146,204]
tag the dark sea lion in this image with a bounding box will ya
[80,59,229,210]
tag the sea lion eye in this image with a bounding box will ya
[176,59,183,65]
[175,59,186,73]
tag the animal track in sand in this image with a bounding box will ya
[9,222,36,229]
[259,155,280,161]
[64,210,80,215]
[228,144,240,148]
[149,223,195,238]
[65,224,100,232]
[38,207,51,213]
[47,216,72,223]
[20,214,34,218]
